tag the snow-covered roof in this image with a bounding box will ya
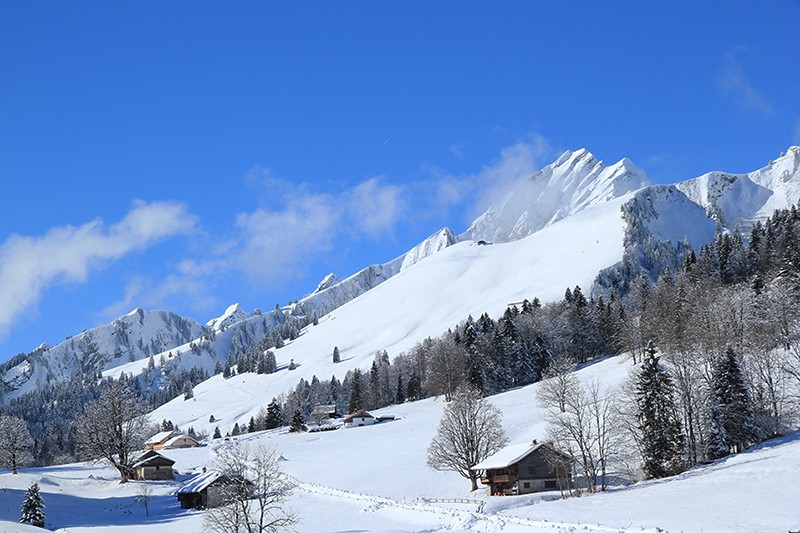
[177,470,223,494]
[471,442,548,471]
[144,431,178,445]
[132,451,174,468]
[163,434,199,448]
[344,409,373,422]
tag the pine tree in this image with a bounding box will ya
[395,374,406,404]
[289,409,306,433]
[332,346,340,364]
[406,369,421,401]
[213,426,222,439]
[248,417,256,433]
[265,398,283,429]
[706,347,761,459]
[20,482,45,528]
[635,342,686,478]
[348,369,364,413]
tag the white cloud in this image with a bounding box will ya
[433,134,552,221]
[0,201,196,337]
[344,178,405,238]
[718,48,772,115]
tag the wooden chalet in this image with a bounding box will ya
[162,434,201,449]
[131,450,175,481]
[176,470,252,509]
[342,409,375,428]
[471,441,573,496]
[144,430,180,451]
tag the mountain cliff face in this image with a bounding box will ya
[461,148,651,243]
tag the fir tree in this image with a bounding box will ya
[213,426,222,439]
[635,342,686,478]
[348,369,365,413]
[248,417,256,433]
[289,409,306,433]
[332,346,340,364]
[265,398,283,429]
[20,482,45,528]
[395,374,406,404]
[706,347,761,459]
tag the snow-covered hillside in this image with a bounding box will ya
[2,355,798,532]
[0,309,203,401]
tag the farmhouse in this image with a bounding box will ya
[162,434,201,449]
[342,409,375,428]
[471,441,573,496]
[311,404,340,420]
[131,450,175,481]
[144,430,180,451]
[176,470,251,509]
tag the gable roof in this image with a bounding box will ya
[163,434,200,448]
[471,441,570,471]
[145,430,179,446]
[343,409,373,422]
[131,450,175,468]
[177,470,224,494]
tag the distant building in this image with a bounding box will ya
[471,441,573,496]
[144,430,180,451]
[162,434,201,449]
[311,404,340,420]
[342,409,376,428]
[176,470,252,509]
[131,450,175,481]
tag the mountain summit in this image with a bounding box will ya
[462,148,651,243]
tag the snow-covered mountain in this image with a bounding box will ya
[462,148,651,243]
[4,147,800,407]
[0,309,203,400]
[676,145,800,230]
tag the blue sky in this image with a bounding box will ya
[1,1,799,361]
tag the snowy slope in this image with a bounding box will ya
[3,355,798,532]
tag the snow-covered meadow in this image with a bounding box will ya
[2,355,799,532]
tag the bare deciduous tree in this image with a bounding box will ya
[75,380,151,482]
[427,387,508,491]
[0,415,34,474]
[135,484,153,517]
[541,378,619,492]
[204,442,298,533]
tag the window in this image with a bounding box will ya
[544,480,557,489]
[522,482,531,489]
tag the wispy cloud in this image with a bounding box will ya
[0,201,196,338]
[435,134,553,221]
[718,48,772,115]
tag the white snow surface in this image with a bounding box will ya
[149,193,631,437]
[2,355,798,532]
[462,148,651,243]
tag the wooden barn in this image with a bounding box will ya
[176,470,252,509]
[471,441,573,496]
[131,450,175,481]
